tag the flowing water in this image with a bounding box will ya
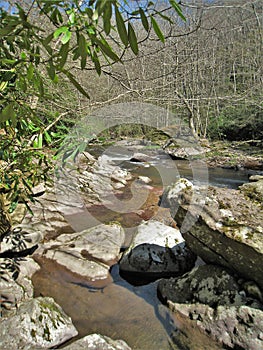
[32,144,251,350]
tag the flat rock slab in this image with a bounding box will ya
[37,223,125,280]
[0,297,78,349]
[63,333,131,350]
[161,178,263,289]
[120,220,196,279]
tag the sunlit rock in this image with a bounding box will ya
[37,223,125,280]
[162,178,263,289]
[63,333,131,350]
[0,297,78,349]
[119,220,196,281]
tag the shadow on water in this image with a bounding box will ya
[32,258,180,350]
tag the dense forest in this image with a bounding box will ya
[0,0,262,214]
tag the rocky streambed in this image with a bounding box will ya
[0,142,263,350]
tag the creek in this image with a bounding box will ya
[32,144,251,350]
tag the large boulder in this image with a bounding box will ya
[158,265,263,350]
[0,297,78,349]
[161,178,263,289]
[158,265,262,309]
[119,220,196,281]
[63,333,131,350]
[37,223,125,280]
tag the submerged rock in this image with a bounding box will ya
[0,297,78,349]
[119,220,196,281]
[158,265,263,350]
[168,302,263,350]
[63,333,131,350]
[161,178,263,289]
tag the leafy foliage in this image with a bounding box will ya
[0,0,184,215]
[208,104,263,141]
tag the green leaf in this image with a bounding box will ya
[78,34,88,69]
[58,41,69,69]
[2,70,15,82]
[43,33,53,45]
[0,24,17,37]
[1,58,16,65]
[54,26,71,44]
[47,62,56,81]
[61,29,71,44]
[17,4,27,21]
[54,26,68,39]
[63,70,90,98]
[20,52,27,60]
[69,12,75,25]
[150,16,165,43]
[78,34,87,58]
[169,0,186,21]
[139,8,149,32]
[35,46,40,65]
[16,76,27,92]
[0,81,8,91]
[92,9,99,21]
[94,38,120,62]
[103,1,112,35]
[27,62,34,80]
[92,50,101,75]
[35,73,44,96]
[41,33,53,55]
[33,133,43,148]
[128,23,138,55]
[0,103,15,124]
[115,6,128,46]
[44,130,52,144]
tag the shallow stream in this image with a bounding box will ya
[32,144,251,349]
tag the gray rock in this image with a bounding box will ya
[120,220,196,279]
[240,176,263,206]
[21,185,74,240]
[0,297,78,349]
[158,265,262,309]
[37,223,125,280]
[22,154,132,239]
[137,175,152,184]
[168,302,263,350]
[161,179,263,289]
[0,224,43,254]
[63,333,131,350]
[0,258,40,317]
[130,152,152,162]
